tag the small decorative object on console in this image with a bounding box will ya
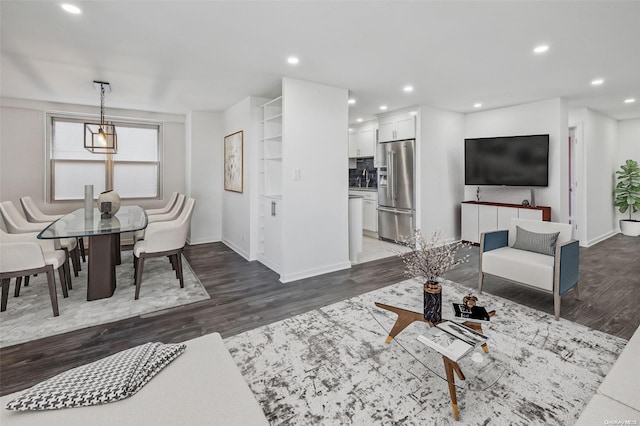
[522,199,530,206]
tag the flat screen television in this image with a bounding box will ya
[465,134,549,186]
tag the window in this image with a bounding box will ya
[49,116,161,201]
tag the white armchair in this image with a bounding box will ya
[0,230,69,316]
[20,196,86,262]
[479,218,580,320]
[133,198,195,300]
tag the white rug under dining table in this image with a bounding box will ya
[0,251,210,348]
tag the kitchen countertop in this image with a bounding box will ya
[348,187,377,192]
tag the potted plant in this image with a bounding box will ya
[398,229,469,323]
[614,159,640,237]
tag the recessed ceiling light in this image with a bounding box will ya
[348,128,353,132]
[287,56,299,65]
[61,3,82,14]
[357,118,363,122]
[403,86,413,93]
[624,98,636,104]
[474,103,482,108]
[380,105,387,111]
[591,79,604,86]
[533,44,549,54]
[348,98,356,105]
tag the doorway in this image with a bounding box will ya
[568,126,578,234]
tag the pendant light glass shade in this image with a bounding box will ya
[84,81,117,154]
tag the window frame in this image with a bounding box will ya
[46,114,164,202]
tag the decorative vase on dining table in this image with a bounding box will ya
[423,281,442,323]
[97,190,121,217]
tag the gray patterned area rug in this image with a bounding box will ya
[0,251,209,348]
[225,278,627,425]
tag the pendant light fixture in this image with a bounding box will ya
[84,81,117,154]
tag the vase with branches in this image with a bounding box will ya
[398,229,469,322]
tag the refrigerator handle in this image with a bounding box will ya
[390,151,397,199]
[386,150,392,199]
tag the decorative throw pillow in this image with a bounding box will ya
[512,225,560,256]
[5,342,186,411]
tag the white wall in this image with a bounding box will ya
[464,98,569,223]
[0,98,185,215]
[418,105,464,240]
[221,98,252,259]
[615,118,640,223]
[185,111,223,244]
[281,77,350,282]
[220,96,270,260]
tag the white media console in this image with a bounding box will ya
[461,201,551,244]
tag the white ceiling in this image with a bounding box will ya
[2,1,639,123]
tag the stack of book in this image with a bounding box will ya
[417,321,488,362]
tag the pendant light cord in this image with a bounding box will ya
[100,84,106,126]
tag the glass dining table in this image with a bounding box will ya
[37,206,148,301]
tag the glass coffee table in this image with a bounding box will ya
[369,299,518,421]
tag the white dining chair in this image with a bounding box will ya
[145,192,179,216]
[0,230,69,316]
[20,196,86,263]
[133,198,195,300]
[134,193,186,242]
[0,201,77,287]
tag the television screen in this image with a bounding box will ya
[465,134,549,186]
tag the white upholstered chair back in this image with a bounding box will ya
[20,196,62,223]
[139,198,195,254]
[148,193,186,223]
[508,218,573,247]
[0,201,43,233]
[145,192,179,216]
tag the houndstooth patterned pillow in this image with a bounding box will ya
[5,342,186,411]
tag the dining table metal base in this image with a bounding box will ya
[87,234,119,301]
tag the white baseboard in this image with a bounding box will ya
[256,254,282,278]
[187,235,222,245]
[281,261,352,283]
[221,238,250,261]
[584,230,618,247]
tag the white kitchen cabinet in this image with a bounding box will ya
[348,125,375,158]
[363,199,377,232]
[377,112,415,142]
[349,190,378,233]
[461,202,551,244]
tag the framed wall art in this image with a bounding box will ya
[224,130,244,193]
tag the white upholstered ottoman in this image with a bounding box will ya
[0,333,268,425]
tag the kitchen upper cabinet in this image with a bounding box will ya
[377,112,416,142]
[349,125,375,158]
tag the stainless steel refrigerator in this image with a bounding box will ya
[377,139,415,242]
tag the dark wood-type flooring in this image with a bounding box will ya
[1,233,638,396]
